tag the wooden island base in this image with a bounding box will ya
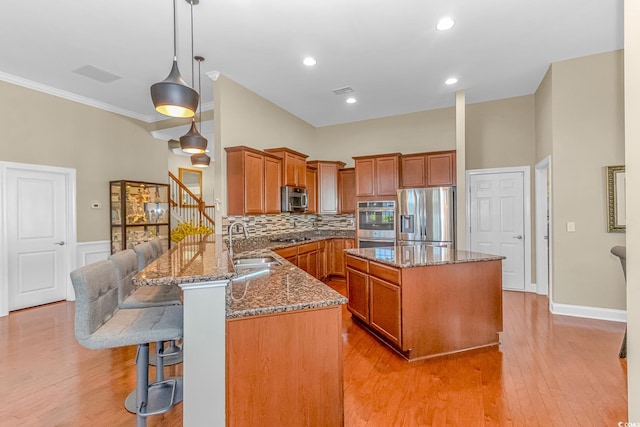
[226,305,344,426]
[346,250,503,361]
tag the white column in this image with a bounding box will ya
[179,279,228,426]
[455,90,466,250]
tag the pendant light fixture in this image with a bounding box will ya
[180,1,208,154]
[150,0,199,118]
[188,56,211,167]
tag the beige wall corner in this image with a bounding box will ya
[624,0,640,421]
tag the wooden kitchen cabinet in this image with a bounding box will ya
[273,246,298,265]
[264,147,308,188]
[307,160,345,214]
[329,238,355,277]
[264,155,282,214]
[306,166,317,214]
[297,242,319,278]
[346,267,369,323]
[427,151,456,186]
[226,146,282,215]
[354,154,401,197]
[369,276,401,347]
[401,150,456,188]
[318,240,328,280]
[338,168,356,214]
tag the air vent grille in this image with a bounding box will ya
[333,86,354,95]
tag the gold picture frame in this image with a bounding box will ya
[606,165,625,233]
[179,167,202,207]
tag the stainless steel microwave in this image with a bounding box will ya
[281,186,308,212]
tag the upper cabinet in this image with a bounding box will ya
[306,165,318,214]
[225,146,282,215]
[338,168,356,214]
[307,161,345,214]
[354,154,401,198]
[401,150,456,188]
[264,147,308,188]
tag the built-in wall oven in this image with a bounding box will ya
[356,201,396,248]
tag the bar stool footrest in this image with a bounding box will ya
[124,377,183,415]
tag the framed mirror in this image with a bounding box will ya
[179,168,202,207]
[606,165,625,232]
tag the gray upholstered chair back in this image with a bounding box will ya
[70,260,120,345]
[108,249,138,304]
[134,242,156,271]
[150,238,165,257]
[611,246,626,279]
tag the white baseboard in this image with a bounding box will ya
[525,282,537,293]
[550,301,627,323]
[76,240,110,268]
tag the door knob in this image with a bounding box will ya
[513,235,523,240]
[54,241,65,246]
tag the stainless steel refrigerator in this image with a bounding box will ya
[397,187,456,248]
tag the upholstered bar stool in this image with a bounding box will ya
[610,245,627,358]
[150,238,166,257]
[70,260,183,427]
[134,242,157,271]
[109,249,183,372]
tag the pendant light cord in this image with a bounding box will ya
[190,1,195,92]
[172,0,178,61]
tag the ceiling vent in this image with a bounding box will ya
[72,65,121,83]
[332,86,354,95]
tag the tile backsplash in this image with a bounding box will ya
[223,213,355,237]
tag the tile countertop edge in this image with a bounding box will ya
[344,248,506,269]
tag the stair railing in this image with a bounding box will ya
[168,171,215,231]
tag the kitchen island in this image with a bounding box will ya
[344,244,504,361]
[133,233,348,427]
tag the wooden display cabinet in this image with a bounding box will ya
[110,180,170,254]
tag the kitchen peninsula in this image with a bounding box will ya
[133,232,349,426]
[344,244,505,360]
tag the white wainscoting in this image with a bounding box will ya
[76,240,111,268]
[551,301,627,323]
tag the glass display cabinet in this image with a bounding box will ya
[110,180,171,254]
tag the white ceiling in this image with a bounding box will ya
[0,0,623,127]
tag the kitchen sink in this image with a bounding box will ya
[233,256,281,269]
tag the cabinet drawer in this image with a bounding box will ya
[369,261,400,285]
[274,246,297,258]
[345,255,368,273]
[297,242,318,254]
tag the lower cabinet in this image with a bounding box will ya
[318,240,328,280]
[346,254,402,347]
[273,246,297,266]
[297,242,318,278]
[329,238,355,277]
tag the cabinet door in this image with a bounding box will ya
[306,167,318,214]
[264,156,282,214]
[318,163,339,214]
[427,151,456,186]
[346,267,369,323]
[318,243,327,279]
[244,151,265,214]
[369,277,401,346]
[375,156,399,196]
[281,152,297,186]
[355,159,375,196]
[295,155,307,188]
[338,169,356,214]
[401,155,427,188]
[330,239,346,276]
[297,251,318,277]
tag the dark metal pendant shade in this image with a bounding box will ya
[180,119,208,153]
[151,60,199,118]
[191,152,211,168]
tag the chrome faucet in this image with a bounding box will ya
[227,221,249,259]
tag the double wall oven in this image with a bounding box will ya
[356,201,396,248]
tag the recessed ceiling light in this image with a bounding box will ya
[303,57,317,66]
[445,77,458,85]
[346,97,357,104]
[436,17,455,31]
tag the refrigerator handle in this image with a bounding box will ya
[400,215,414,233]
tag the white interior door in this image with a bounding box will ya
[469,170,526,291]
[535,157,551,295]
[6,167,70,310]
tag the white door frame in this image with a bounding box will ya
[465,166,532,292]
[0,161,77,317]
[535,156,553,300]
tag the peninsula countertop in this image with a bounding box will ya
[345,244,505,269]
[133,231,352,319]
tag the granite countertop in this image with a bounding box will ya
[345,244,505,268]
[133,231,352,319]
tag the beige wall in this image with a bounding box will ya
[535,68,553,162]
[550,50,626,309]
[314,107,456,166]
[624,0,639,419]
[466,95,535,171]
[0,81,168,243]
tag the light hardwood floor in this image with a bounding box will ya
[0,279,628,426]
